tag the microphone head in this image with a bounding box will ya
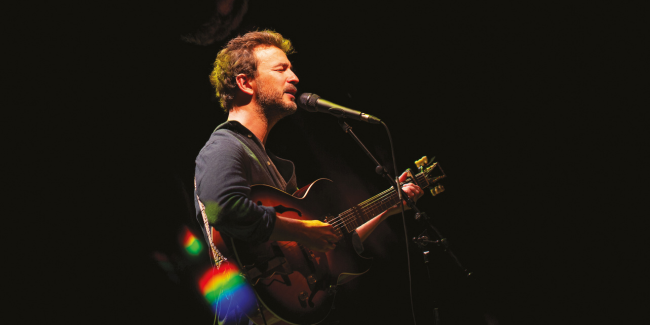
[298,93,320,112]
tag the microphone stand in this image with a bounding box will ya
[337,119,472,325]
[337,120,401,189]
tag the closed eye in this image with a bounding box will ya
[274,63,292,71]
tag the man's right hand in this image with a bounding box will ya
[270,217,340,252]
[297,219,341,252]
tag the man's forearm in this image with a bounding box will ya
[269,216,339,252]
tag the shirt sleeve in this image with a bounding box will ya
[194,132,277,244]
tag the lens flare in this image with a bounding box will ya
[199,261,257,314]
[181,227,202,256]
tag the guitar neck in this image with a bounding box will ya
[333,172,431,233]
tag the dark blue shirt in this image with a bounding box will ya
[194,120,298,245]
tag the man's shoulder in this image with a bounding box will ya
[209,126,240,141]
[199,129,245,156]
[195,120,262,169]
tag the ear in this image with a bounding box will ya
[235,73,255,96]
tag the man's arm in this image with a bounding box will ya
[196,132,340,252]
[356,172,424,243]
[270,217,340,252]
[271,172,423,250]
[196,133,281,243]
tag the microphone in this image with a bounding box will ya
[298,93,382,124]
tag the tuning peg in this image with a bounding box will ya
[414,156,428,169]
[430,184,445,196]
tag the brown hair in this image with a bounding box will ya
[209,30,295,112]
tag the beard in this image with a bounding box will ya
[256,81,297,120]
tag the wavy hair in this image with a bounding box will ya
[209,30,294,112]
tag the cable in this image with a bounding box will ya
[213,293,218,325]
[382,121,418,325]
[258,298,268,325]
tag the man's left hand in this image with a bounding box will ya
[398,171,424,206]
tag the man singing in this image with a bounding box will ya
[194,30,422,325]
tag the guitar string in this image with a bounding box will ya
[329,193,380,228]
[327,171,429,230]
[329,189,397,231]
[335,188,397,229]
[330,173,430,231]
[351,190,396,225]
[359,191,399,223]
[331,189,394,229]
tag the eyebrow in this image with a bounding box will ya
[273,62,292,69]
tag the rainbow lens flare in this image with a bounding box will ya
[199,261,257,314]
[181,227,202,256]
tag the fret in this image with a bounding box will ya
[337,169,436,231]
[416,174,428,188]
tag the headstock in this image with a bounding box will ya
[414,156,446,196]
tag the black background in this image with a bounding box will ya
[36,1,646,324]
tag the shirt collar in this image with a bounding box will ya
[215,120,263,146]
[215,120,251,135]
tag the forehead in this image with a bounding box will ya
[253,46,290,69]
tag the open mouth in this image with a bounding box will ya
[284,85,297,100]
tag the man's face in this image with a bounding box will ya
[252,46,299,118]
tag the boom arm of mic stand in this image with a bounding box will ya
[337,119,418,210]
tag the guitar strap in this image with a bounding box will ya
[265,155,288,192]
[194,177,226,268]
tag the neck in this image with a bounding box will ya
[227,105,279,146]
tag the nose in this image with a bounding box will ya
[288,69,299,85]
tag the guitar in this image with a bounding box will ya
[211,157,445,325]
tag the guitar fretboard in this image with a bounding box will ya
[328,172,430,233]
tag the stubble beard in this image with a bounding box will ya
[256,82,297,121]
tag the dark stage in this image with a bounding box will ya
[39,1,645,324]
